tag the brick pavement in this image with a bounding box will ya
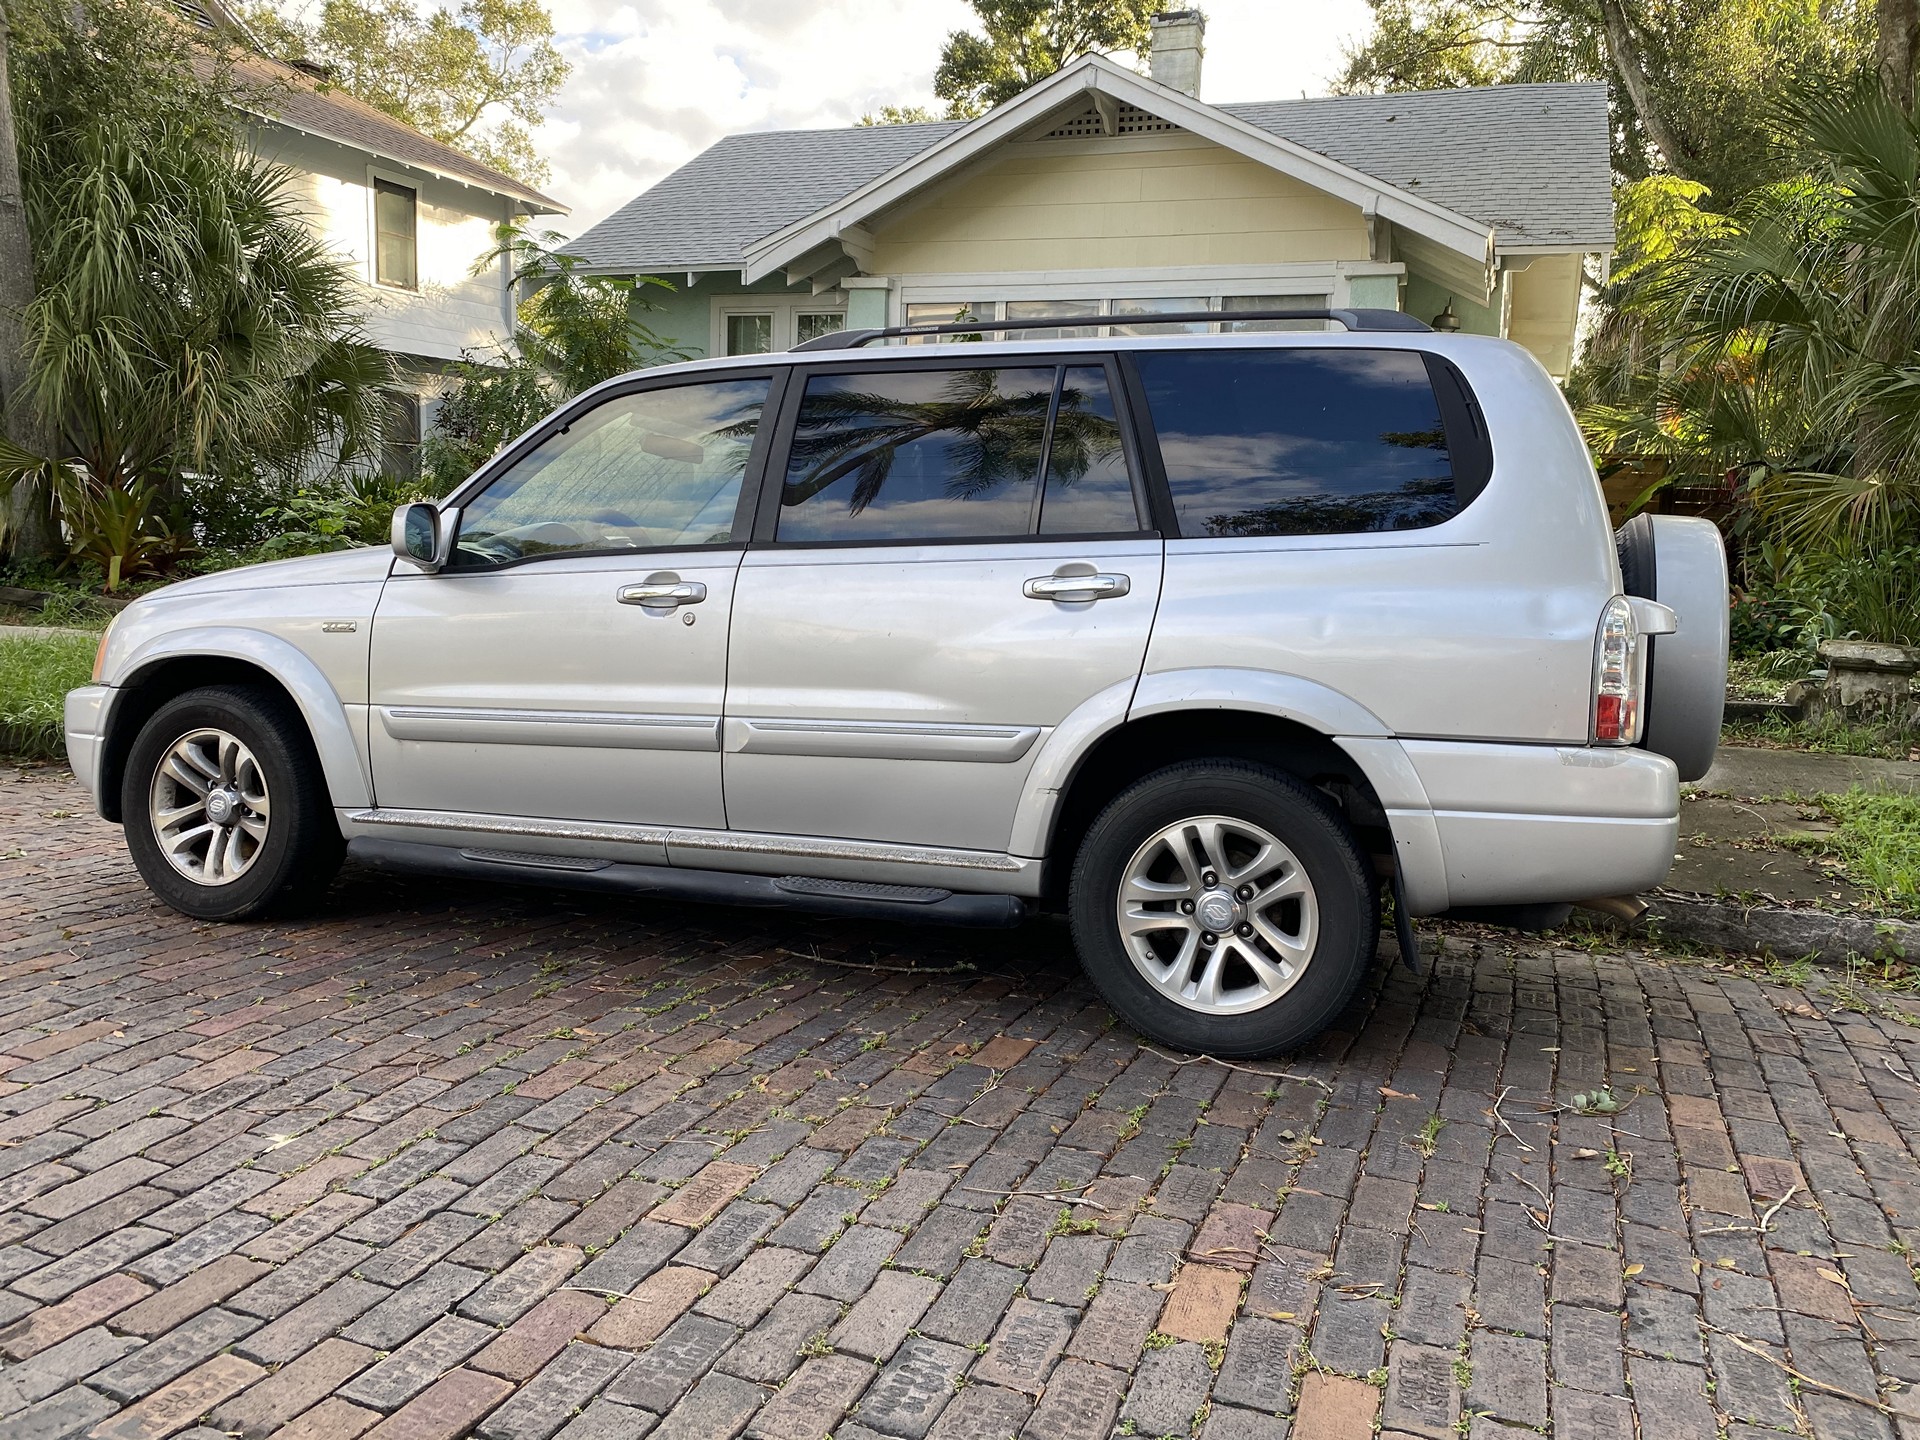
[3,763,1920,1440]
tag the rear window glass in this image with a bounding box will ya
[1135,349,1460,538]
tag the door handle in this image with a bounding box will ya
[618,580,707,610]
[1023,572,1130,602]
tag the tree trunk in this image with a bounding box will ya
[1596,0,1694,178]
[1879,0,1920,113]
[0,0,55,561]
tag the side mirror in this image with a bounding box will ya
[391,502,458,572]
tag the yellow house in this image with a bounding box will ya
[572,13,1611,379]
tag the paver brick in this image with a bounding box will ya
[469,1290,604,1381]
[86,1354,266,1440]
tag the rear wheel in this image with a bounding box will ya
[121,685,344,920]
[1068,760,1377,1057]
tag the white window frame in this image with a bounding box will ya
[710,295,848,356]
[366,165,423,293]
[892,264,1403,332]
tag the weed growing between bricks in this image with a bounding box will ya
[0,765,1917,1439]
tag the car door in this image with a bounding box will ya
[722,356,1164,853]
[367,369,778,829]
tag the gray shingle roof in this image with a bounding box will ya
[569,81,1610,273]
[1220,83,1612,248]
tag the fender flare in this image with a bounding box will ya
[1008,667,1451,912]
[104,627,371,811]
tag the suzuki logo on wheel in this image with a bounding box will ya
[1197,893,1236,932]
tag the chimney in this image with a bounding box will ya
[1148,10,1206,98]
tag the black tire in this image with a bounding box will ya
[1068,760,1378,1058]
[120,685,345,921]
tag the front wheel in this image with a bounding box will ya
[1068,760,1378,1058]
[121,685,344,921]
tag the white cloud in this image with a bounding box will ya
[537,0,1376,232]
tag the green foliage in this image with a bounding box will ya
[0,0,391,576]
[420,227,687,489]
[934,0,1156,118]
[1337,1,1871,198]
[251,473,437,561]
[857,106,940,126]
[241,0,569,185]
[0,631,95,759]
[421,351,552,490]
[1784,788,1920,916]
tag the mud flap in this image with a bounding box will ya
[1390,865,1422,974]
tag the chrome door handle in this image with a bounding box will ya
[1023,573,1130,602]
[618,580,707,610]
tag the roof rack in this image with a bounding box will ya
[789,307,1433,353]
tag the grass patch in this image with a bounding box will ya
[1781,788,1920,917]
[1723,713,1914,760]
[0,631,96,760]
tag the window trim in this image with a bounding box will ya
[750,352,1156,550]
[711,298,849,356]
[1133,345,1473,542]
[369,173,419,292]
[435,367,790,575]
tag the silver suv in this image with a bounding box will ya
[64,310,1728,1057]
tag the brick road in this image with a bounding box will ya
[3,764,1920,1440]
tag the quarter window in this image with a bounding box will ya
[1040,367,1137,534]
[1137,349,1460,538]
[454,378,768,567]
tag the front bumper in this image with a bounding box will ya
[63,686,112,813]
[1396,740,1680,909]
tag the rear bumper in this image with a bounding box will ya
[63,686,112,813]
[1394,740,1679,911]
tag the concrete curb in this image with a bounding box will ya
[1611,890,1920,964]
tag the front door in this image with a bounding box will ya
[368,371,775,828]
[723,358,1163,853]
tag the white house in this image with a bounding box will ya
[178,0,567,470]
[570,12,1611,381]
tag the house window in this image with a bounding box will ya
[726,313,774,355]
[796,312,846,345]
[1222,294,1327,332]
[383,391,421,478]
[373,179,417,289]
[1005,299,1100,340]
[898,293,1339,341]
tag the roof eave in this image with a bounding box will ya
[244,107,567,214]
[741,53,1495,284]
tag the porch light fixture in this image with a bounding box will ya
[1432,298,1461,332]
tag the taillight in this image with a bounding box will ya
[1592,595,1644,744]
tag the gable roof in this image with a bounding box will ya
[569,64,1608,277]
[170,0,563,212]
[233,51,565,213]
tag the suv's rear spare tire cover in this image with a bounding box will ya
[1617,514,1728,783]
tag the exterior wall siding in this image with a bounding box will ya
[867,133,1371,275]
[255,125,517,366]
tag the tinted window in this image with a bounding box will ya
[454,378,766,568]
[778,367,1054,541]
[1138,349,1459,538]
[1039,366,1137,534]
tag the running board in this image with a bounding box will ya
[347,838,1028,929]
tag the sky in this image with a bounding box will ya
[535,0,1376,231]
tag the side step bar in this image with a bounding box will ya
[347,838,1028,929]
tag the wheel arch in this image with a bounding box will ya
[1014,669,1448,912]
[99,630,368,822]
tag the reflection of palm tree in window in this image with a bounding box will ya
[1046,378,1126,492]
[784,370,1054,515]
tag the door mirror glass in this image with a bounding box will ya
[393,502,442,569]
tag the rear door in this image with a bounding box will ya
[722,356,1163,853]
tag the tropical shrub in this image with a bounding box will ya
[0,0,392,576]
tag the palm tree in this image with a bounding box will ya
[1586,73,1920,549]
[0,0,391,581]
